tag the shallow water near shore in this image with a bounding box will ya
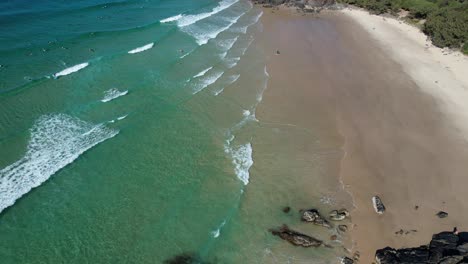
[0,1,355,263]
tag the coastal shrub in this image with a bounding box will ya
[463,43,468,55]
[423,4,468,48]
[338,0,468,50]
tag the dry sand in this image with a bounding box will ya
[258,6,468,263]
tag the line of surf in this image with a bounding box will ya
[193,71,224,94]
[53,62,89,78]
[128,43,154,54]
[101,88,128,103]
[0,114,118,214]
[193,67,213,78]
[160,14,183,23]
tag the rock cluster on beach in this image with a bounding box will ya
[376,231,468,263]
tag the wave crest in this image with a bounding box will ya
[128,43,154,54]
[53,63,89,78]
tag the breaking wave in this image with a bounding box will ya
[160,14,183,23]
[225,142,253,186]
[193,67,213,78]
[0,114,118,214]
[101,88,128,103]
[175,0,238,27]
[53,62,89,78]
[182,13,244,45]
[192,70,224,94]
[128,43,154,54]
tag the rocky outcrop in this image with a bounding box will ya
[251,0,336,11]
[269,224,324,247]
[375,232,468,263]
[300,209,332,228]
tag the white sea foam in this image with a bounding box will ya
[214,74,240,96]
[117,115,127,121]
[128,43,154,54]
[193,71,224,94]
[176,0,238,27]
[211,220,226,238]
[217,36,239,51]
[0,114,118,214]
[101,88,128,103]
[53,63,89,78]
[160,14,183,23]
[226,143,253,185]
[193,67,213,78]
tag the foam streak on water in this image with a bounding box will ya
[101,88,128,103]
[53,63,89,78]
[128,43,154,54]
[0,114,118,214]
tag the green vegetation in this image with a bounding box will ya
[338,0,468,52]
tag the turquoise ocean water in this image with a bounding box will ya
[0,1,349,263]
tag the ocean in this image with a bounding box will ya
[0,0,350,263]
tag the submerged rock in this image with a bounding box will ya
[375,231,468,263]
[372,196,386,214]
[283,206,291,213]
[270,224,324,247]
[164,252,213,264]
[301,209,332,228]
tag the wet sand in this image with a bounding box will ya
[257,7,468,263]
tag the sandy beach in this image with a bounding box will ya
[258,6,468,263]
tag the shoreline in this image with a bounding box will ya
[257,4,468,263]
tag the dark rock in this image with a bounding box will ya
[376,231,468,264]
[283,206,291,213]
[270,224,323,247]
[437,211,448,218]
[301,209,332,228]
[341,256,354,264]
[372,196,386,214]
